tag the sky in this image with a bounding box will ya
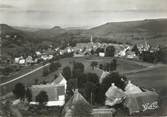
[0,0,167,28]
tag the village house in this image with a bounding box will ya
[30,73,67,107]
[30,84,66,106]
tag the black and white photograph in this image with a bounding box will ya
[0,0,167,116]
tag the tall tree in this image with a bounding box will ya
[25,88,32,102]
[62,66,72,80]
[105,46,115,57]
[49,62,61,72]
[112,58,117,70]
[86,73,99,85]
[90,61,98,70]
[84,81,97,104]
[13,83,26,99]
[72,62,84,79]
[132,44,140,55]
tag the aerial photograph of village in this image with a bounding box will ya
[0,0,167,117]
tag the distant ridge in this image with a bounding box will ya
[1,18,167,51]
[89,18,167,36]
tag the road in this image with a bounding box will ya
[0,63,50,87]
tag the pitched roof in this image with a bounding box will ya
[68,89,89,106]
[51,73,67,85]
[63,89,90,114]
[100,71,110,83]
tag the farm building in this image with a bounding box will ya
[30,84,65,106]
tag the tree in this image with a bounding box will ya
[99,64,103,70]
[90,49,95,55]
[132,44,140,55]
[77,73,87,88]
[13,83,26,99]
[101,72,125,91]
[84,81,97,104]
[139,50,160,63]
[95,47,104,55]
[72,62,85,79]
[25,88,32,102]
[35,91,48,106]
[159,46,167,63]
[42,67,49,76]
[34,78,39,85]
[90,61,98,70]
[112,58,117,70]
[86,73,99,85]
[2,66,14,76]
[54,74,58,79]
[105,46,115,57]
[62,66,72,80]
[71,100,92,117]
[49,62,61,72]
[65,79,77,102]
[94,84,106,105]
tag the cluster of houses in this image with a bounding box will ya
[14,50,54,65]
[57,36,138,59]
[14,36,160,66]
[137,40,160,53]
[24,64,159,116]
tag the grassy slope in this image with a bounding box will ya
[89,19,167,46]
[127,65,167,115]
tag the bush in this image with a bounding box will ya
[36,91,48,106]
[13,83,26,99]
[2,66,14,75]
[49,62,61,72]
[42,67,50,76]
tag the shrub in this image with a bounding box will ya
[13,83,26,99]
[35,91,48,106]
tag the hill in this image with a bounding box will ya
[0,24,35,58]
[1,18,167,58]
[13,26,42,32]
[90,19,167,35]
[89,19,167,45]
[34,26,66,39]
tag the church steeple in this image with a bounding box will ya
[90,35,93,44]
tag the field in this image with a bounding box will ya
[127,65,167,115]
[0,57,147,96]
